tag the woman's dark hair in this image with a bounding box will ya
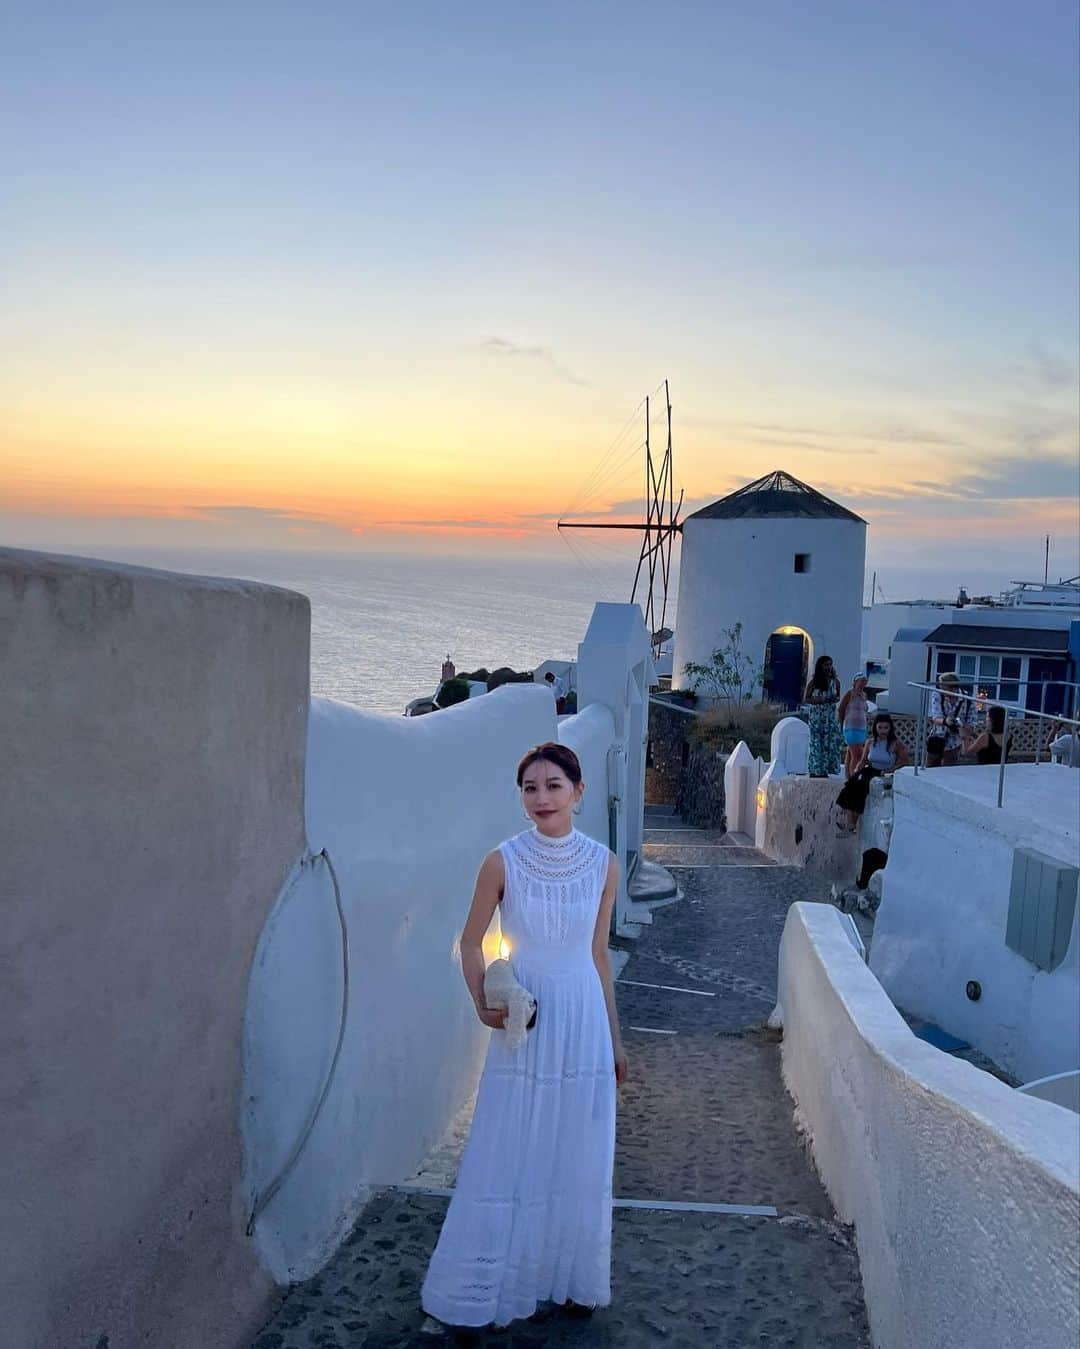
[516,741,583,787]
[811,655,835,692]
[872,713,897,747]
[988,705,1006,735]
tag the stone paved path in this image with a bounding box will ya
[251,809,871,1348]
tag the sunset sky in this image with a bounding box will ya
[4,1,1078,594]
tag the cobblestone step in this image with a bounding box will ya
[250,1190,870,1349]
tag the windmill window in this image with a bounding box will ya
[794,553,811,573]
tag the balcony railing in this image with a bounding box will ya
[908,678,1080,807]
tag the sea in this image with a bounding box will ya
[95,546,647,716]
[35,542,1044,715]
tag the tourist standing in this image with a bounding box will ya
[544,669,568,714]
[836,713,909,831]
[967,705,1012,764]
[838,672,870,778]
[1045,701,1080,766]
[421,743,626,1332]
[804,655,844,777]
[926,671,975,767]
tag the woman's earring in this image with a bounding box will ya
[573,799,583,815]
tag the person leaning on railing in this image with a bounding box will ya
[925,671,976,767]
[1045,701,1080,767]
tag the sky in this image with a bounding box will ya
[3,1,1078,597]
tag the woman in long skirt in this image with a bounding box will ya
[421,742,628,1331]
[804,655,844,777]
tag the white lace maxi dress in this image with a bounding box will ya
[421,826,616,1327]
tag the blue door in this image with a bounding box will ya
[767,633,806,709]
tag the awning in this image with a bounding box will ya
[922,624,1070,654]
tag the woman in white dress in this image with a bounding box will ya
[421,742,628,1331]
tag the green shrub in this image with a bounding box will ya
[690,702,782,758]
[486,666,534,691]
[436,677,471,709]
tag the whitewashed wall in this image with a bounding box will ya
[244,685,556,1280]
[558,701,616,853]
[673,515,865,694]
[871,765,1080,1084]
[777,902,1079,1349]
[577,604,654,932]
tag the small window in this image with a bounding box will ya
[957,654,977,676]
[936,651,957,674]
[979,655,1000,678]
[1000,683,1021,704]
[793,553,811,573]
[1002,657,1022,679]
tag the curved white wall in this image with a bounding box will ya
[871,765,1080,1084]
[672,516,866,693]
[244,684,556,1281]
[778,902,1079,1349]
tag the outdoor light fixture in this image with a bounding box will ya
[756,787,767,810]
[499,937,512,960]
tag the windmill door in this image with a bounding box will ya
[768,633,806,710]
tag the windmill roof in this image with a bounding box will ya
[686,470,866,523]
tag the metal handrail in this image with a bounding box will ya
[907,680,1080,807]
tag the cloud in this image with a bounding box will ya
[481,336,591,388]
[374,517,518,530]
[1016,340,1079,393]
[0,503,368,555]
[948,453,1080,501]
[187,504,365,538]
[681,416,961,453]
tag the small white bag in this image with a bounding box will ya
[483,958,538,1051]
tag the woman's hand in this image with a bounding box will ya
[476,1004,507,1031]
[614,1045,629,1085]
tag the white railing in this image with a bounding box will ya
[908,678,1080,807]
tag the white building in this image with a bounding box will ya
[867,579,1080,717]
[672,470,867,707]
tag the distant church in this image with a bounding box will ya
[671,470,867,707]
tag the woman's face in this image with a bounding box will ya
[823,659,834,674]
[874,719,890,739]
[520,759,582,828]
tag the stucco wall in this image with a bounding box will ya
[558,700,616,850]
[245,685,558,1280]
[871,765,1080,1083]
[760,775,859,880]
[777,902,1079,1349]
[0,548,309,1349]
[672,515,865,696]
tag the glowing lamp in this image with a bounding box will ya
[756,787,766,811]
[499,937,511,960]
